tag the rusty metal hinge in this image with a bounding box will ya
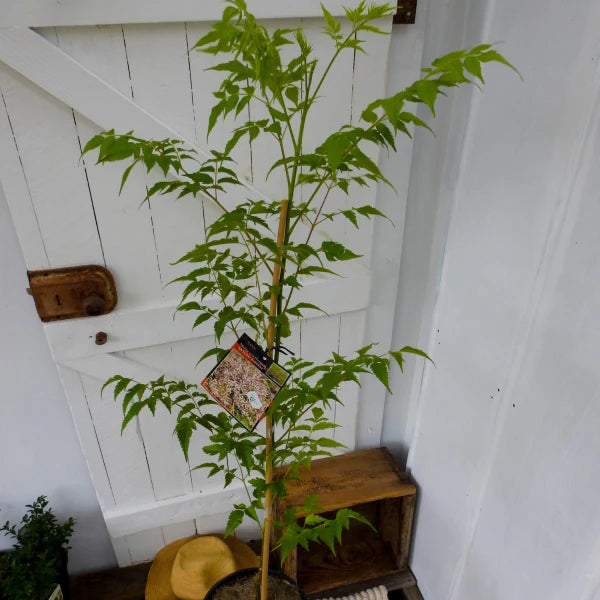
[27,265,117,322]
[394,0,418,24]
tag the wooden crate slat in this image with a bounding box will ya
[278,447,416,516]
[401,584,425,600]
[399,494,417,569]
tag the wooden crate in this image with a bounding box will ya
[273,447,417,597]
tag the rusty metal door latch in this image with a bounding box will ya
[27,265,117,322]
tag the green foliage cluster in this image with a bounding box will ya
[0,497,74,600]
[86,0,514,577]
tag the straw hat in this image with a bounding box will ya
[146,536,196,600]
[145,534,259,600]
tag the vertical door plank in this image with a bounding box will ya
[0,87,49,268]
[0,65,104,267]
[122,23,207,303]
[53,25,165,311]
[346,18,392,258]
[186,21,252,218]
[300,313,342,431]
[123,344,195,501]
[171,335,222,495]
[122,23,196,140]
[56,28,203,554]
[117,23,210,511]
[79,373,156,507]
[300,18,354,255]
[125,336,224,494]
[56,365,116,511]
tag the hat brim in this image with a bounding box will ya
[146,536,196,600]
[145,534,259,600]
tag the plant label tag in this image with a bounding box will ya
[201,334,291,431]
[48,585,63,600]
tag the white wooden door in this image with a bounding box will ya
[0,3,421,564]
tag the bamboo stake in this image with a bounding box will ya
[261,199,289,600]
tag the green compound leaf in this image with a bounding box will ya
[224,509,244,537]
[320,241,362,261]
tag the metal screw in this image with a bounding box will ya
[95,331,108,345]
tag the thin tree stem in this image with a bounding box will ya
[261,199,289,600]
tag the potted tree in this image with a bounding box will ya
[0,496,75,600]
[85,1,515,598]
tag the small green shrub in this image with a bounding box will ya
[0,497,74,600]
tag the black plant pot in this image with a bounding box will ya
[204,567,306,600]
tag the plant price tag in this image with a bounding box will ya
[201,334,291,431]
[48,585,63,600]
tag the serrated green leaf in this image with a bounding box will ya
[355,205,391,222]
[193,312,213,330]
[479,49,522,79]
[321,241,362,261]
[177,301,202,312]
[464,56,484,83]
[175,420,194,461]
[285,86,299,105]
[196,346,227,367]
[304,514,326,526]
[371,358,391,392]
[203,443,223,456]
[317,525,337,553]
[119,160,139,194]
[121,400,145,432]
[225,509,244,537]
[399,345,435,365]
[342,209,359,228]
[389,350,405,373]
[113,377,130,401]
[315,437,346,449]
[82,134,104,156]
[321,3,336,29]
[279,532,298,564]
[101,375,122,396]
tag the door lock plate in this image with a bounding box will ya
[27,265,117,322]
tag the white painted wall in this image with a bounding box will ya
[0,183,116,574]
[385,0,600,599]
